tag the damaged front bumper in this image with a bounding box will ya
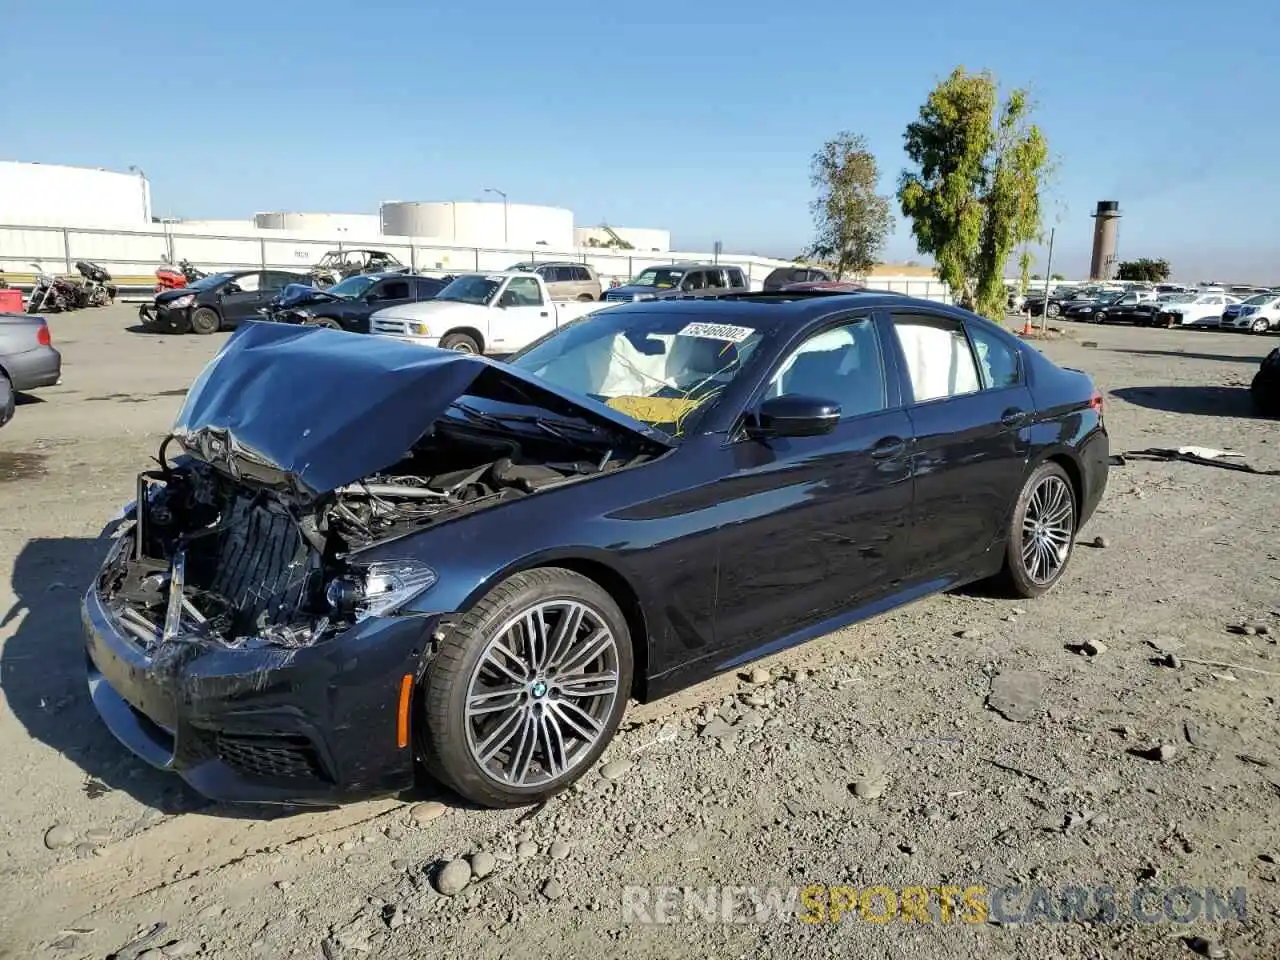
[83,535,437,806]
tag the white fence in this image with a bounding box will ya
[0,222,951,303]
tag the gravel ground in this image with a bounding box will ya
[1,306,1277,959]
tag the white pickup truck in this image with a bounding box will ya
[368,271,617,354]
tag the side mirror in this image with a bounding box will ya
[498,291,519,308]
[745,395,841,439]
[365,292,381,303]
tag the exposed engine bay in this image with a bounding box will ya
[96,419,655,653]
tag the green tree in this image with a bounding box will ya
[898,67,1050,321]
[805,132,892,280]
[1051,272,1065,281]
[1116,258,1170,282]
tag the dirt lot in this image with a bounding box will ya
[1,305,1277,959]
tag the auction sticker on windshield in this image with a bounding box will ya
[677,322,754,343]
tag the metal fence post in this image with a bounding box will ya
[474,248,480,271]
[62,228,72,273]
[410,244,417,272]
[259,237,267,269]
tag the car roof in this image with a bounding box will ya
[613,290,999,336]
[648,261,743,270]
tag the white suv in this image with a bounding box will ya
[1222,293,1280,334]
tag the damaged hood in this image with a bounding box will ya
[172,321,671,496]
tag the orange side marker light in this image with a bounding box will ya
[396,674,413,748]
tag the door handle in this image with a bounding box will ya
[870,436,906,460]
[1000,408,1027,427]
[540,311,549,317]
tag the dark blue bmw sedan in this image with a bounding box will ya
[83,291,1107,808]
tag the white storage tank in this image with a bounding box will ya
[253,211,381,236]
[574,225,671,252]
[380,201,573,249]
[0,160,151,226]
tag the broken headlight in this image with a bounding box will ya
[325,560,437,622]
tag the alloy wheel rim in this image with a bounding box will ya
[464,600,620,787]
[451,342,475,353]
[1021,475,1074,584]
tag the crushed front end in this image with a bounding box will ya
[83,458,442,805]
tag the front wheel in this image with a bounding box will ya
[1046,303,1061,318]
[440,331,480,353]
[189,307,221,335]
[1251,318,1271,335]
[999,462,1077,599]
[421,567,633,808]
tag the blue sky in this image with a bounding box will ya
[3,0,1276,280]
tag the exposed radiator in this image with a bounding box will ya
[210,496,320,634]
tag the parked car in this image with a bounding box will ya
[1063,291,1127,322]
[262,273,451,334]
[1220,293,1280,334]
[83,291,1108,808]
[505,262,602,302]
[1024,286,1087,317]
[782,281,866,293]
[0,313,61,429]
[309,249,407,288]
[603,263,747,302]
[1088,290,1157,324]
[1252,347,1280,416]
[369,272,615,354]
[763,266,832,291]
[1131,292,1198,327]
[142,270,310,334]
[1155,292,1240,328]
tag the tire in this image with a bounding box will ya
[189,307,221,335]
[998,461,1077,599]
[0,373,14,429]
[1251,318,1270,335]
[421,567,634,808]
[1046,303,1061,318]
[440,331,481,353]
[310,317,342,330]
[576,293,595,302]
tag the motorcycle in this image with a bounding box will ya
[154,257,205,292]
[25,265,72,314]
[76,261,117,307]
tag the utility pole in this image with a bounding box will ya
[1039,227,1056,334]
[484,187,508,245]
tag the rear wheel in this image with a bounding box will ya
[576,293,595,302]
[1046,303,1061,318]
[999,462,1077,599]
[189,307,221,335]
[440,331,480,353]
[422,568,633,808]
[0,373,14,429]
[310,317,342,330]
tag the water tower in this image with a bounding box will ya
[1089,201,1121,280]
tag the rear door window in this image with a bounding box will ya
[890,313,982,403]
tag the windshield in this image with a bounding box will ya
[509,310,766,438]
[192,272,235,291]
[327,275,378,299]
[1244,294,1275,305]
[436,275,501,305]
[1165,294,1195,303]
[629,268,685,290]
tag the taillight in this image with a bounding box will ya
[36,323,51,347]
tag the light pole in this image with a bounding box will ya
[127,165,149,222]
[484,187,508,245]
